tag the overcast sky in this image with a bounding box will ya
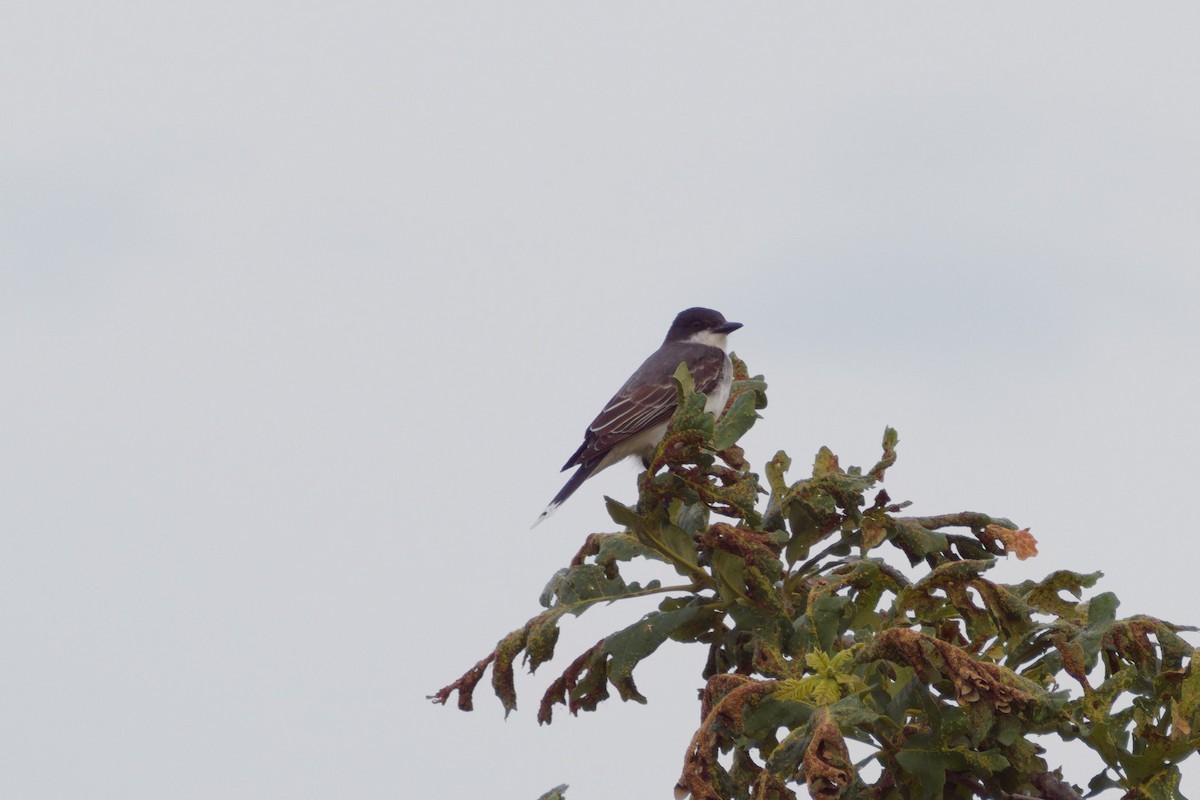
[3,3,1199,798]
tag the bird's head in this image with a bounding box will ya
[664,307,743,350]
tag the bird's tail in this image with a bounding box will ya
[532,461,601,528]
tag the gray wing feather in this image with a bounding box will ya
[563,343,727,470]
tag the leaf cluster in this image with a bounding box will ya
[431,357,1200,800]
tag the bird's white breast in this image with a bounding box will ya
[704,355,734,418]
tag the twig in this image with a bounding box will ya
[619,582,702,600]
[900,512,1001,530]
[1030,772,1084,800]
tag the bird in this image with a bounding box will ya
[533,307,743,527]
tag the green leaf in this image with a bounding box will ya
[775,675,825,703]
[1178,654,1200,721]
[658,522,700,572]
[808,676,842,705]
[894,748,949,800]
[784,487,840,561]
[492,627,527,716]
[762,451,792,532]
[860,511,889,554]
[892,520,949,565]
[762,715,817,777]
[604,605,702,702]
[670,500,708,535]
[766,450,791,498]
[867,427,899,480]
[1087,592,1120,628]
[727,365,768,410]
[812,446,842,478]
[711,549,747,600]
[565,646,609,714]
[1018,569,1104,617]
[745,695,818,738]
[590,532,660,568]
[884,674,940,728]
[962,747,1009,775]
[825,693,884,729]
[1086,769,1123,798]
[994,713,1022,746]
[525,611,563,672]
[830,648,858,672]
[669,361,713,436]
[1142,765,1186,800]
[811,595,852,651]
[540,564,628,609]
[805,651,833,673]
[713,388,760,450]
[673,360,695,394]
[604,497,641,529]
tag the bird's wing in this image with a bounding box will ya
[564,343,728,469]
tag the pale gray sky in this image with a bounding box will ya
[2,3,1199,798]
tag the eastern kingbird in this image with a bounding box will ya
[533,307,743,527]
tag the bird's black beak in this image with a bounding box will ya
[714,321,743,334]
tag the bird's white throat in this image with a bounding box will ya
[687,330,729,350]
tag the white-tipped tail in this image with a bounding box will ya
[531,502,561,529]
[532,461,601,529]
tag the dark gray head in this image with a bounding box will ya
[663,307,743,346]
